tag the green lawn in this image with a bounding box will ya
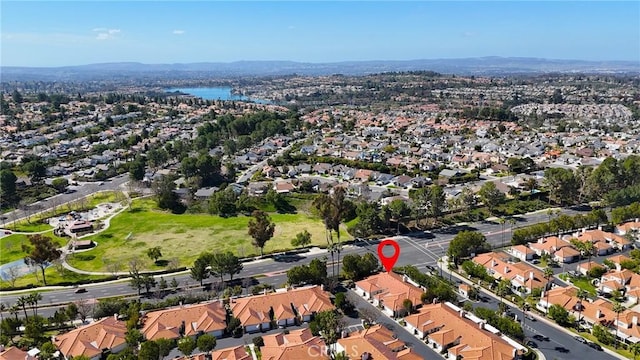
[569,275,598,296]
[67,198,351,272]
[0,267,107,290]
[0,231,68,265]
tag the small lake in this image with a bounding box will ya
[166,87,269,103]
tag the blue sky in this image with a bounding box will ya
[1,1,639,67]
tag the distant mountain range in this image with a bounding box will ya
[2,57,639,82]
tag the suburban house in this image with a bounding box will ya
[575,229,630,253]
[174,346,251,360]
[606,254,633,271]
[404,302,524,360]
[0,347,36,360]
[508,245,535,261]
[336,325,422,360]
[53,317,127,360]
[553,246,581,264]
[355,272,424,317]
[260,328,329,360]
[528,236,571,256]
[616,220,640,236]
[576,261,604,276]
[141,302,227,340]
[537,286,640,344]
[599,269,640,295]
[473,252,547,295]
[194,187,218,199]
[229,285,334,333]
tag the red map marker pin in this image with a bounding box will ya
[377,239,400,272]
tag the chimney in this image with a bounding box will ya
[633,315,638,326]
[478,321,484,329]
[598,225,602,231]
[529,271,534,280]
[114,313,118,321]
[596,309,602,318]
[459,310,465,318]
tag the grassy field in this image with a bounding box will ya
[0,267,108,291]
[67,198,351,272]
[0,231,68,265]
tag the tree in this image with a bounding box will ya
[576,289,588,323]
[478,182,505,215]
[447,231,489,264]
[51,177,69,193]
[129,157,146,181]
[247,210,275,256]
[152,176,185,214]
[613,301,626,349]
[190,254,211,286]
[141,274,157,295]
[388,199,410,235]
[22,234,62,285]
[593,324,615,345]
[177,336,196,356]
[138,340,160,360]
[196,333,217,352]
[125,328,144,348]
[155,338,175,359]
[543,267,554,313]
[291,230,312,248]
[401,299,413,317]
[146,246,163,264]
[170,277,179,291]
[496,279,511,306]
[544,168,579,206]
[287,258,327,286]
[341,253,379,281]
[548,304,570,325]
[0,169,18,203]
[429,185,446,222]
[23,315,46,344]
[210,251,243,281]
[309,310,343,345]
[630,342,640,359]
[27,292,42,317]
[16,295,29,319]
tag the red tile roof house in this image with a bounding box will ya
[141,301,227,340]
[229,285,334,333]
[355,272,424,317]
[473,252,547,296]
[336,325,422,360]
[528,236,571,257]
[616,220,640,236]
[174,346,251,360]
[576,261,604,276]
[260,328,329,360]
[53,317,127,360]
[404,302,525,360]
[508,245,535,261]
[0,346,36,360]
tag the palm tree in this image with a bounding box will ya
[497,279,511,307]
[28,292,43,317]
[576,289,588,323]
[16,296,29,319]
[543,267,555,313]
[0,303,5,322]
[8,305,20,321]
[498,217,506,248]
[521,303,530,343]
[613,301,626,349]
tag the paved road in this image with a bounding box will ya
[0,207,591,312]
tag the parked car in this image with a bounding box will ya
[525,313,536,321]
[574,336,588,344]
[555,346,570,353]
[525,340,537,348]
[74,287,87,293]
[588,342,603,351]
[531,259,540,264]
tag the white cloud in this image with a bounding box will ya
[92,28,121,40]
[172,30,185,35]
